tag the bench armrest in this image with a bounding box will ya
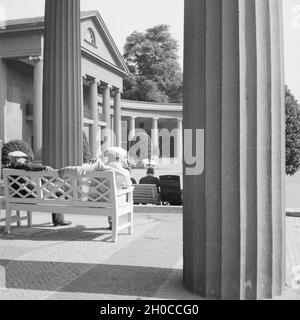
[117,187,134,196]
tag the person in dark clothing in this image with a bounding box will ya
[139,167,160,193]
[8,151,72,227]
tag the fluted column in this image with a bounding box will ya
[43,0,82,168]
[102,84,111,148]
[183,0,285,300]
[114,88,121,147]
[90,79,99,158]
[31,56,43,159]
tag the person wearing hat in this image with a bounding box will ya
[7,151,72,227]
[8,151,51,172]
[58,147,132,229]
[58,147,132,190]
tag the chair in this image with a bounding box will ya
[159,175,182,206]
[133,184,160,205]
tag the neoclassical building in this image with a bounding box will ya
[0,11,183,160]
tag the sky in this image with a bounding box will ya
[0,0,299,101]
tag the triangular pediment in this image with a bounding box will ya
[80,11,129,75]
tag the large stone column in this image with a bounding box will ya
[31,56,43,159]
[114,88,121,147]
[102,84,111,148]
[90,79,99,158]
[183,0,285,300]
[43,0,82,168]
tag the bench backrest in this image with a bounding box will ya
[3,169,118,208]
[133,184,160,205]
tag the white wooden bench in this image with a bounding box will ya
[2,169,134,242]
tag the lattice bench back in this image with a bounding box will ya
[3,169,117,208]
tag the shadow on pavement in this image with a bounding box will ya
[0,225,115,242]
[0,259,176,298]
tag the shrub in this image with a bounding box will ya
[1,139,34,167]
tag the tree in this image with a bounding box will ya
[123,25,183,103]
[286,86,300,175]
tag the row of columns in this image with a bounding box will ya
[88,80,122,158]
[31,59,122,161]
[31,59,182,161]
[127,116,183,159]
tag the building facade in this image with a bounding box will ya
[0,11,183,161]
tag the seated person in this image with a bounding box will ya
[8,151,51,172]
[7,151,72,227]
[58,147,132,230]
[139,167,160,193]
[59,148,132,190]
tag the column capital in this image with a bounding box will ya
[29,55,43,63]
[112,87,122,95]
[84,76,97,86]
[99,82,112,90]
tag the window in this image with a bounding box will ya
[85,28,96,46]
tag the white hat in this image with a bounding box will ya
[106,147,127,161]
[8,151,29,158]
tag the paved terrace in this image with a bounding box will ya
[1,164,300,300]
[0,210,299,300]
[0,210,200,300]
